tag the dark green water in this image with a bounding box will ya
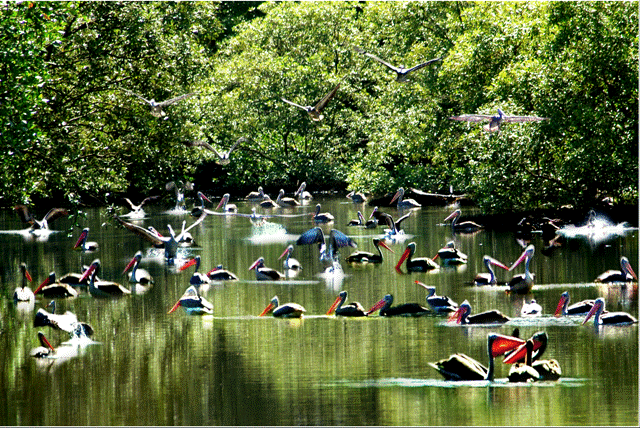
[0,197,637,425]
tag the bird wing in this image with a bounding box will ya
[13,205,35,224]
[42,208,70,224]
[449,114,494,123]
[329,229,357,249]
[182,140,218,153]
[180,211,208,236]
[139,195,160,207]
[281,97,308,111]
[227,137,246,155]
[501,115,549,123]
[127,91,152,105]
[123,198,136,210]
[313,83,341,112]
[296,227,325,245]
[114,215,165,246]
[354,47,400,73]
[404,57,442,74]
[394,211,412,229]
[157,92,195,107]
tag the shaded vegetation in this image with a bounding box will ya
[1,1,637,213]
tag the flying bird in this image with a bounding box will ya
[449,108,549,133]
[281,82,341,121]
[182,137,246,165]
[354,46,441,82]
[127,91,195,118]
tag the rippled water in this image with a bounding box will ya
[0,197,637,426]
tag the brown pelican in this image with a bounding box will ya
[390,187,421,209]
[33,272,78,298]
[508,245,535,294]
[594,256,637,283]
[444,209,483,233]
[13,262,34,303]
[259,295,306,318]
[366,293,431,317]
[582,297,638,326]
[296,227,357,262]
[449,108,549,133]
[395,242,439,272]
[13,205,69,231]
[354,47,441,82]
[429,333,524,381]
[474,256,510,285]
[311,204,334,224]
[249,257,285,280]
[127,91,195,118]
[281,82,341,121]
[73,227,99,252]
[326,291,366,317]
[345,238,393,264]
[279,245,302,271]
[168,285,213,315]
[449,300,510,325]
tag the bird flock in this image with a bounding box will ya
[8,188,637,384]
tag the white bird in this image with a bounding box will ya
[281,82,341,121]
[166,180,194,211]
[354,47,441,82]
[183,137,245,165]
[122,195,159,219]
[449,108,549,133]
[128,91,195,118]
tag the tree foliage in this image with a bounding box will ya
[1,1,637,213]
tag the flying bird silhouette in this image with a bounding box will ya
[354,47,442,82]
[449,108,549,133]
[127,91,195,118]
[281,83,341,121]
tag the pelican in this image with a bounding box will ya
[429,333,524,381]
[279,245,302,271]
[474,256,510,286]
[33,300,93,337]
[294,182,313,200]
[449,300,510,325]
[395,242,439,272]
[508,245,535,294]
[166,180,193,211]
[13,205,69,232]
[246,186,269,202]
[123,251,154,285]
[13,263,34,303]
[366,294,431,317]
[259,197,279,209]
[443,209,483,233]
[354,47,441,82]
[79,259,131,298]
[114,211,208,263]
[281,82,341,121]
[582,297,637,326]
[275,189,300,207]
[345,238,393,264]
[259,295,306,318]
[168,285,213,315]
[594,256,637,283]
[31,331,57,358]
[449,108,549,133]
[521,299,543,317]
[390,187,421,209]
[347,211,377,228]
[311,204,334,224]
[128,91,195,118]
[206,265,239,281]
[122,195,159,219]
[33,272,78,298]
[190,191,212,217]
[415,281,458,314]
[370,207,411,235]
[58,265,99,287]
[180,256,211,286]
[296,227,357,262]
[504,332,561,382]
[326,291,367,317]
[346,190,367,203]
[212,137,245,165]
[73,227,99,252]
[433,241,468,265]
[216,193,238,213]
[249,257,285,280]
[554,291,599,317]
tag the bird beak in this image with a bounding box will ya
[73,230,87,249]
[366,297,387,316]
[168,299,182,314]
[395,247,412,270]
[447,306,464,323]
[248,259,260,271]
[502,337,544,363]
[33,276,51,295]
[378,240,394,253]
[389,190,401,205]
[491,334,525,359]
[489,258,510,270]
[554,295,567,317]
[326,295,342,315]
[582,304,599,325]
[278,247,290,260]
[443,211,457,222]
[123,256,137,274]
[39,332,55,351]
[216,198,226,210]
[79,264,96,283]
[24,269,32,282]
[259,302,275,317]
[179,258,198,272]
[509,251,529,271]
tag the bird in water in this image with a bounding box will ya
[281,82,341,121]
[13,205,69,232]
[473,255,510,286]
[507,245,536,294]
[13,262,34,303]
[311,203,334,224]
[582,297,637,326]
[390,187,421,209]
[395,242,439,272]
[33,272,78,298]
[249,257,285,281]
[521,299,543,317]
[504,332,561,382]
[190,191,212,217]
[296,227,357,263]
[246,186,269,202]
[346,190,367,204]
[279,245,302,271]
[366,294,431,317]
[345,238,393,264]
[206,265,239,281]
[122,195,159,219]
[554,291,599,317]
[79,259,131,298]
[326,290,367,317]
[168,285,213,315]
[127,91,195,118]
[275,189,300,207]
[216,193,238,213]
[123,251,154,286]
[370,207,411,236]
[73,227,99,252]
[432,241,468,265]
[166,180,194,211]
[415,281,458,314]
[449,108,549,133]
[259,295,306,318]
[594,256,637,284]
[443,209,483,233]
[449,300,510,325]
[33,300,94,338]
[354,47,441,82]
[294,182,313,200]
[347,211,378,228]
